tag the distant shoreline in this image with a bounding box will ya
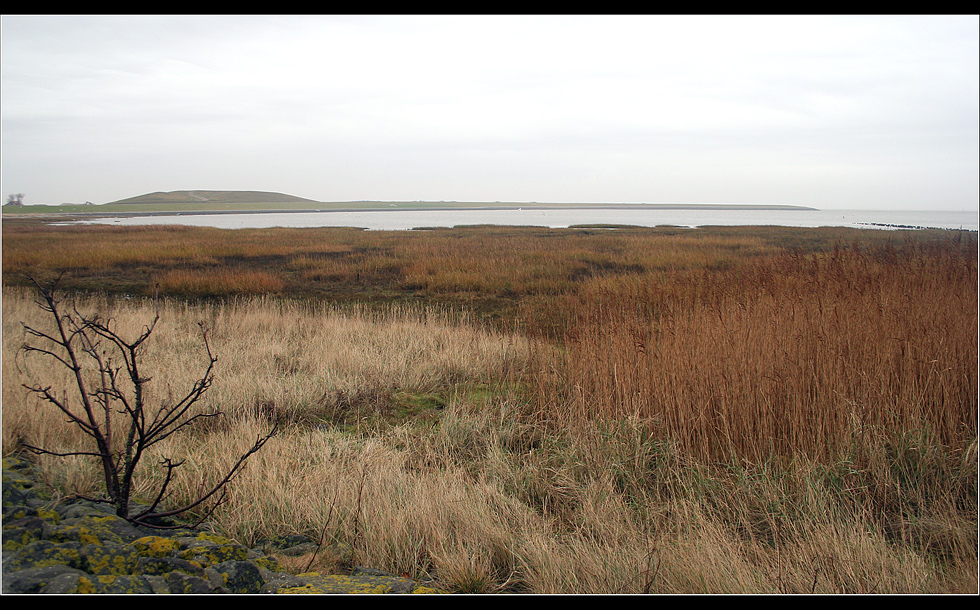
[4,202,819,220]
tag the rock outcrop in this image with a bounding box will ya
[2,456,442,594]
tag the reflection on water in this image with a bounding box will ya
[65,207,978,232]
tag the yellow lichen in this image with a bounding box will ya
[281,573,403,594]
[412,586,445,594]
[279,584,320,594]
[253,556,282,571]
[134,535,181,558]
[194,532,234,545]
[37,508,59,523]
[75,576,97,594]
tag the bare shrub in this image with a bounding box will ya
[17,276,277,527]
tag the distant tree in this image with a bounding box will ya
[6,193,25,206]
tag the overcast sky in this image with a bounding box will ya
[2,15,977,210]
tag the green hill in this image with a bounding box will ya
[109,190,319,205]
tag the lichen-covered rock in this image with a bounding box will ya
[251,553,283,572]
[277,567,443,594]
[75,574,158,594]
[278,572,411,594]
[177,532,250,566]
[133,535,182,558]
[2,514,51,551]
[3,564,90,594]
[1,456,445,594]
[56,501,115,520]
[50,514,145,545]
[165,570,228,594]
[7,539,86,572]
[213,559,265,593]
[137,555,209,578]
[258,568,308,593]
[80,540,142,575]
[2,457,41,499]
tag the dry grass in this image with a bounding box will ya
[2,227,976,594]
[3,288,529,435]
[155,268,286,296]
[1,222,899,306]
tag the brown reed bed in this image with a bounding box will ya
[527,235,978,590]
[545,236,977,462]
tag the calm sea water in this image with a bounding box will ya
[67,207,978,232]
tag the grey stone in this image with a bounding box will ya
[3,564,89,593]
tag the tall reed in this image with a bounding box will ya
[546,237,977,465]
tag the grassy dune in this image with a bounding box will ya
[1,222,976,593]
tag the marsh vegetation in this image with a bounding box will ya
[2,220,976,593]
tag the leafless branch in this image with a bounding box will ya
[18,276,276,528]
